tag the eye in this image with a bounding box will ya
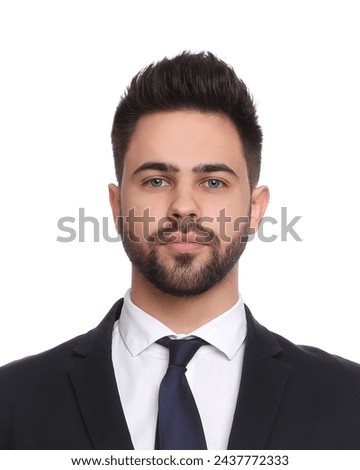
[145,177,170,188]
[204,179,225,189]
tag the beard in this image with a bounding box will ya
[119,213,251,297]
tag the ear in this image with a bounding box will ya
[250,185,270,233]
[108,183,121,233]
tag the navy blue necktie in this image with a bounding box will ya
[155,337,208,450]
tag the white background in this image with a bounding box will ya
[0,0,359,366]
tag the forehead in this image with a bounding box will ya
[123,110,247,175]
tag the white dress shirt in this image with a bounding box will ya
[111,289,247,450]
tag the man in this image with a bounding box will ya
[1,51,360,450]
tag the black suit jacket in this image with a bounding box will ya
[1,298,360,449]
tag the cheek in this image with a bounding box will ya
[201,197,250,224]
[122,186,167,213]
[120,201,168,239]
[197,198,250,244]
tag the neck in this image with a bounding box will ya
[130,267,239,334]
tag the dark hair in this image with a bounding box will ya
[111,51,262,189]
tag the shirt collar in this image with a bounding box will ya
[118,289,247,360]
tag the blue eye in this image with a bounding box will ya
[146,178,168,187]
[206,179,224,189]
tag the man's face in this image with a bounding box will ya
[109,110,268,297]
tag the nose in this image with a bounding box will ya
[168,185,201,220]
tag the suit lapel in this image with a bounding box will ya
[227,306,291,449]
[66,299,290,450]
[67,299,134,450]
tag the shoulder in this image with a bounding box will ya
[243,310,360,449]
[273,330,360,382]
[0,297,123,388]
[245,306,360,391]
[0,333,87,448]
[0,299,124,449]
[0,334,84,395]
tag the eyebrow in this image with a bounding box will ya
[132,162,179,175]
[132,161,239,179]
[192,163,239,179]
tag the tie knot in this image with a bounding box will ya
[157,337,207,368]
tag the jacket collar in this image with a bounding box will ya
[68,299,291,450]
[68,298,134,450]
[227,305,291,449]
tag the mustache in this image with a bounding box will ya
[146,216,219,244]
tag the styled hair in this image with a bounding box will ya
[111,51,262,189]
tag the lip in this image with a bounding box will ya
[163,233,201,244]
[164,242,204,253]
[158,232,205,252]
